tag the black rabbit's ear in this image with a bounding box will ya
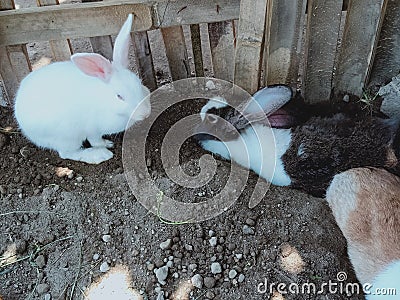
[244,85,293,116]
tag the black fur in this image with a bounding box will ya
[282,114,400,197]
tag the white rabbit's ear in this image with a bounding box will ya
[245,85,293,115]
[112,14,133,68]
[71,53,113,82]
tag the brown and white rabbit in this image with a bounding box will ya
[195,84,400,196]
[326,167,400,299]
[14,15,151,164]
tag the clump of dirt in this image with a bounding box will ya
[0,103,362,300]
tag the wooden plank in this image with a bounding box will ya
[37,0,72,61]
[0,1,152,46]
[303,0,343,104]
[208,21,235,82]
[156,0,240,27]
[0,47,19,103]
[0,0,31,103]
[334,0,388,97]
[161,26,190,81]
[82,0,114,61]
[234,0,268,94]
[132,31,157,91]
[190,24,204,77]
[264,0,307,85]
[369,0,400,87]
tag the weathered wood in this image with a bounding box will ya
[369,0,400,87]
[265,0,307,85]
[190,24,204,77]
[334,0,388,97]
[156,0,240,27]
[81,0,114,61]
[37,0,72,61]
[161,26,190,81]
[132,31,157,91]
[234,0,268,94]
[208,21,235,82]
[0,47,19,103]
[303,0,343,104]
[0,1,153,46]
[0,0,31,103]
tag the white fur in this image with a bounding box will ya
[201,124,292,186]
[14,14,150,164]
[200,96,227,121]
[367,260,400,299]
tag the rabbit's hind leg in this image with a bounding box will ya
[87,136,114,149]
[58,147,113,164]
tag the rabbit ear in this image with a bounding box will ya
[71,53,113,82]
[245,85,293,115]
[112,14,133,68]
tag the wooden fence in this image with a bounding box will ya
[0,0,399,104]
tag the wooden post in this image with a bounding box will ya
[208,21,235,82]
[190,24,205,77]
[234,0,269,94]
[161,26,190,81]
[132,31,157,91]
[264,0,307,86]
[81,0,113,61]
[369,0,400,87]
[334,0,388,97]
[37,0,71,61]
[0,0,31,103]
[303,0,343,104]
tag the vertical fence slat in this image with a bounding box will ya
[132,31,157,91]
[334,0,388,97]
[265,0,307,86]
[303,0,343,104]
[208,21,235,82]
[82,0,113,60]
[37,0,72,61]
[161,26,190,81]
[0,0,31,102]
[190,24,205,77]
[234,0,268,94]
[369,0,400,87]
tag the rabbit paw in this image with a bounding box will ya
[88,138,114,149]
[60,148,113,164]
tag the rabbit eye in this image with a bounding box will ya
[206,114,218,124]
[116,94,125,101]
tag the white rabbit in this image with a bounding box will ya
[14,14,151,164]
[195,84,400,196]
[326,167,400,299]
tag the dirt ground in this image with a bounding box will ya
[0,1,389,299]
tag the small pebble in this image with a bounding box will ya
[76,176,83,182]
[93,253,100,261]
[36,283,50,295]
[205,291,215,299]
[238,274,245,283]
[228,269,237,279]
[210,262,222,274]
[245,218,256,226]
[242,225,255,235]
[35,255,46,269]
[44,294,51,300]
[204,277,216,288]
[102,235,111,243]
[191,274,203,289]
[154,266,169,285]
[209,237,217,247]
[160,239,172,250]
[147,263,155,271]
[100,261,110,273]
